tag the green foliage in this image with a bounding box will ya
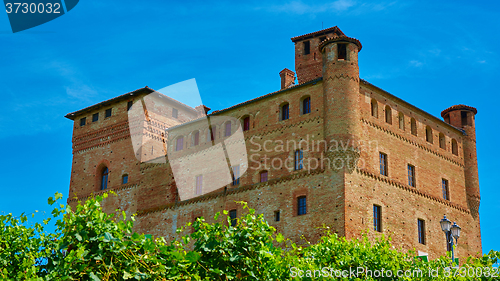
[0,193,498,280]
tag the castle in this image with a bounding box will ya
[65,26,482,259]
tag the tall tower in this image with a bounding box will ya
[319,30,362,172]
[441,105,480,217]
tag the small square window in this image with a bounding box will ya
[92,113,99,122]
[105,108,112,118]
[172,108,178,118]
[274,210,280,222]
[79,117,86,127]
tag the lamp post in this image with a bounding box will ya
[440,215,461,265]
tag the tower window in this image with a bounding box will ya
[371,99,378,118]
[176,136,184,151]
[225,121,231,137]
[92,113,99,122]
[127,101,133,111]
[122,174,128,185]
[418,219,426,245]
[302,97,311,114]
[260,170,268,183]
[243,117,250,131]
[105,108,112,118]
[229,209,237,227]
[373,205,382,232]
[297,196,307,216]
[101,167,109,190]
[232,165,240,186]
[281,103,289,121]
[408,164,416,187]
[172,108,178,118]
[461,111,468,126]
[379,152,388,176]
[295,150,304,171]
[79,117,86,127]
[385,105,392,124]
[274,210,280,222]
[439,133,446,149]
[338,44,347,60]
[442,179,450,200]
[303,41,310,55]
[426,126,433,143]
[411,118,417,136]
[196,175,203,195]
[452,139,458,156]
[444,114,450,124]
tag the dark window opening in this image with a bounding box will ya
[229,209,237,227]
[122,174,128,185]
[379,153,388,176]
[80,117,86,127]
[338,44,347,60]
[411,118,418,136]
[295,150,304,170]
[371,99,378,118]
[92,113,99,122]
[297,196,307,216]
[418,219,426,245]
[385,105,392,124]
[461,111,468,126]
[101,167,108,190]
[243,117,250,131]
[426,126,433,143]
[302,97,311,114]
[127,101,133,111]
[274,210,280,222]
[209,127,216,141]
[452,139,458,156]
[172,108,178,118]
[260,171,268,183]
[408,164,416,187]
[281,103,289,121]
[442,179,450,200]
[373,205,382,232]
[232,165,240,186]
[303,41,310,55]
[439,134,446,149]
[105,108,112,118]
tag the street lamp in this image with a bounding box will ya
[440,215,461,265]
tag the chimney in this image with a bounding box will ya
[279,68,295,89]
[195,105,211,117]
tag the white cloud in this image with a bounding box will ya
[409,60,423,67]
[261,0,356,15]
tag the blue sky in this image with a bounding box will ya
[0,0,498,254]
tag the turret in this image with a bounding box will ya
[319,29,362,172]
[441,105,480,217]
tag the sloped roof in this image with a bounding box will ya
[291,26,345,42]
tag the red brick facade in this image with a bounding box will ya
[65,27,482,259]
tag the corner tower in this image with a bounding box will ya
[441,105,480,217]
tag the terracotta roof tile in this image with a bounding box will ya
[441,105,478,117]
[291,26,345,42]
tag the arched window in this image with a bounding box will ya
[302,97,311,115]
[260,170,268,183]
[225,121,231,137]
[439,133,446,150]
[411,118,417,136]
[385,105,392,124]
[175,136,184,151]
[398,112,405,130]
[101,167,109,190]
[294,150,303,170]
[425,126,433,143]
[243,116,250,131]
[192,131,200,146]
[371,99,378,118]
[280,103,289,121]
[452,139,458,156]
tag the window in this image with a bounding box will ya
[297,196,307,215]
[411,118,417,136]
[92,113,99,122]
[379,153,388,176]
[122,174,128,185]
[232,165,240,186]
[399,113,405,130]
[172,108,178,118]
[385,105,392,124]
[444,114,450,124]
[243,117,250,131]
[294,150,303,170]
[274,210,280,222]
[418,219,426,245]
[373,205,382,232]
[452,139,458,156]
[105,108,112,118]
[371,99,378,118]
[80,117,86,127]
[426,126,433,143]
[439,133,446,149]
[281,103,289,121]
[408,164,416,187]
[461,111,468,126]
[303,41,310,55]
[229,209,237,227]
[442,179,450,200]
[338,43,347,60]
[176,136,184,151]
[208,127,216,141]
[302,97,311,115]
[260,171,268,183]
[127,101,133,111]
[196,175,203,195]
[101,167,109,190]
[193,131,200,146]
[225,121,231,137]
